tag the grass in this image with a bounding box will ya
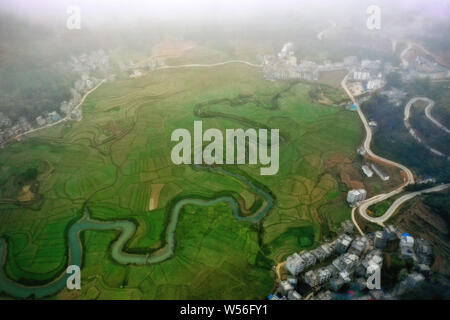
[0,49,361,299]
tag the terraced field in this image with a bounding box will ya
[0,50,362,299]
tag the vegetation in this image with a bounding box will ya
[422,191,450,229]
[0,45,361,299]
[361,85,450,182]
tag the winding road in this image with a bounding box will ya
[404,96,447,157]
[14,79,106,140]
[424,100,450,134]
[342,73,414,232]
[342,74,449,230]
[359,183,449,225]
[341,73,415,185]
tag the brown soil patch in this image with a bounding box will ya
[340,164,364,189]
[325,154,364,189]
[17,185,34,202]
[325,154,351,169]
[149,184,164,211]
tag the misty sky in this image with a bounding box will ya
[1,0,448,27]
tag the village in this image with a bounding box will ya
[0,50,111,149]
[270,220,435,300]
[261,42,386,95]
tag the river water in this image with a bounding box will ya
[0,167,273,299]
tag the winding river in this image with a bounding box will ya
[0,166,274,299]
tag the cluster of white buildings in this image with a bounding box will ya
[61,51,112,121]
[69,50,110,75]
[0,51,112,149]
[119,57,166,79]
[271,222,435,300]
[0,115,32,148]
[347,59,386,96]
[361,162,390,182]
[262,43,359,82]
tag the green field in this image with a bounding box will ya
[0,48,362,299]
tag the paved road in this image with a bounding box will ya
[15,79,106,140]
[404,97,447,157]
[425,100,450,134]
[341,73,415,184]
[342,75,450,229]
[159,60,262,69]
[341,73,415,233]
[359,184,449,224]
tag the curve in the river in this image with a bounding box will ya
[0,166,273,299]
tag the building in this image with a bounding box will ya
[0,113,12,128]
[361,59,382,72]
[336,234,353,254]
[406,272,425,289]
[312,243,334,261]
[328,278,345,292]
[417,264,431,278]
[352,277,368,291]
[366,79,383,91]
[341,220,355,234]
[36,116,46,127]
[332,252,359,272]
[268,294,280,300]
[346,189,367,205]
[415,238,434,265]
[352,71,370,81]
[286,253,306,276]
[399,233,415,258]
[366,258,382,277]
[320,243,335,256]
[312,247,328,262]
[287,290,302,300]
[415,238,433,256]
[287,275,297,286]
[362,165,374,177]
[47,111,62,123]
[313,290,332,300]
[361,250,383,271]
[348,236,368,256]
[70,109,82,120]
[280,280,294,296]
[383,225,398,240]
[343,253,359,271]
[317,267,332,285]
[324,264,339,278]
[371,164,390,181]
[339,271,351,283]
[304,270,318,287]
[369,289,385,300]
[357,146,367,156]
[374,231,387,249]
[300,251,317,270]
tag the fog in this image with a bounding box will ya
[1,0,448,29]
